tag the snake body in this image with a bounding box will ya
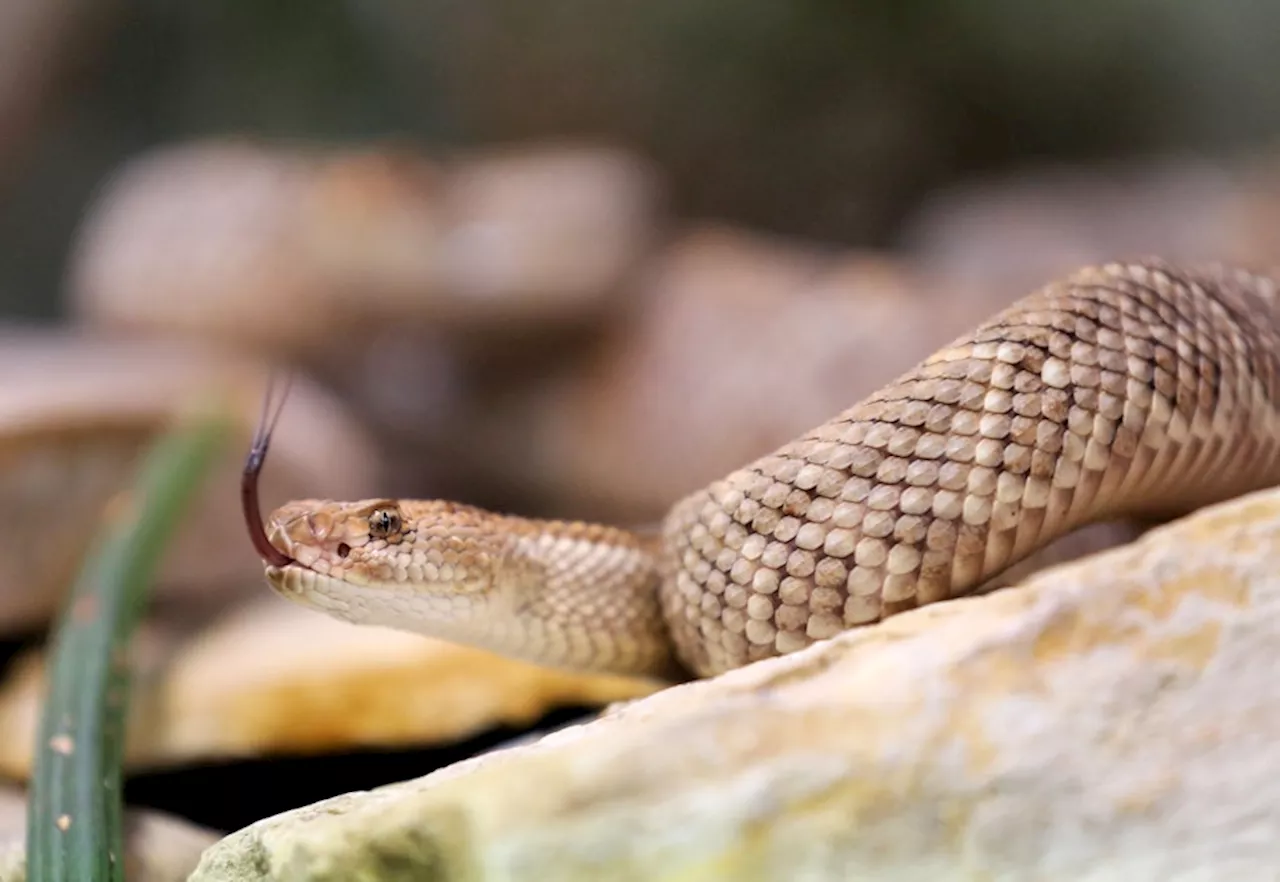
[261,260,1280,679]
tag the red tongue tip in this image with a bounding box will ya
[243,370,296,569]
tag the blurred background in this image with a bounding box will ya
[5,0,1280,849]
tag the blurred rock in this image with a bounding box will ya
[65,139,438,353]
[1214,143,1280,274]
[0,594,660,777]
[0,783,219,882]
[65,138,661,354]
[190,484,1280,881]
[0,328,380,632]
[465,224,1008,523]
[896,155,1249,302]
[428,141,662,325]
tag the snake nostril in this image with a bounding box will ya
[337,542,351,559]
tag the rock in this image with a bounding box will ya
[1214,147,1280,275]
[466,224,1010,522]
[66,140,357,353]
[0,329,379,631]
[190,485,1280,880]
[65,139,660,354]
[896,155,1249,305]
[429,141,662,324]
[0,783,218,882]
[0,595,660,777]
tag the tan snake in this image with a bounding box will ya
[244,259,1280,681]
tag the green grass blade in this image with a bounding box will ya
[25,414,233,882]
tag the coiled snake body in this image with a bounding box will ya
[255,260,1280,680]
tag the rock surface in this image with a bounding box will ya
[0,596,659,777]
[0,784,218,882]
[191,486,1280,880]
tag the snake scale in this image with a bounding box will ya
[246,259,1280,681]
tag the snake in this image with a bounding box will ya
[243,259,1280,681]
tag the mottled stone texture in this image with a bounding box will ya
[190,483,1280,881]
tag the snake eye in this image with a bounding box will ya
[368,508,402,539]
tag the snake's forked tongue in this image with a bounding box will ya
[242,371,295,569]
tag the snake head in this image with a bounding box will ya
[260,496,680,678]
[261,498,518,631]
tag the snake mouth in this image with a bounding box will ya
[263,564,299,598]
[263,564,343,609]
[264,565,336,618]
[263,564,410,630]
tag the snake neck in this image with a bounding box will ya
[488,518,687,681]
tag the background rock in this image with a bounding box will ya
[66,139,660,353]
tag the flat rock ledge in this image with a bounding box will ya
[190,486,1280,881]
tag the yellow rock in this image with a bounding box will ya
[0,596,661,777]
[190,486,1280,880]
